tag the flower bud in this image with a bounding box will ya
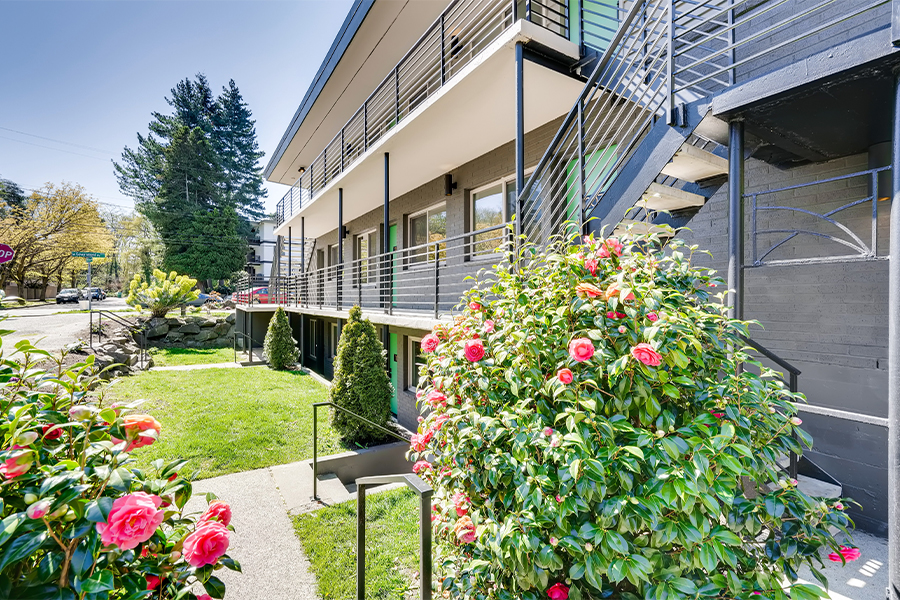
[68,405,93,421]
[63,509,77,522]
[655,430,666,438]
[15,431,38,446]
[789,416,803,426]
[584,543,593,552]
[550,537,558,546]
[835,502,844,510]
[26,499,51,520]
[24,493,38,504]
[170,551,182,562]
[48,505,69,520]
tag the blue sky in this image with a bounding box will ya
[0,0,354,214]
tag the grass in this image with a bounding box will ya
[104,367,348,479]
[149,347,235,367]
[293,488,420,599]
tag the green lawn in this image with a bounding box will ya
[105,367,348,479]
[293,488,420,599]
[149,347,235,367]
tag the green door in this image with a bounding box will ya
[389,332,399,414]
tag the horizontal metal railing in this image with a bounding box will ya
[276,0,570,226]
[237,224,510,318]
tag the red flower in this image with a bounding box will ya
[112,414,161,452]
[568,338,594,363]
[584,258,598,276]
[464,340,485,362]
[410,430,433,453]
[452,492,469,517]
[575,282,603,298]
[183,521,230,568]
[631,343,662,367]
[547,583,569,600]
[557,368,573,384]
[421,334,440,353]
[828,546,861,562]
[146,575,160,590]
[413,460,432,474]
[484,320,494,333]
[647,312,659,322]
[598,237,624,258]
[426,391,447,408]
[200,501,232,527]
[42,424,63,440]
[432,414,450,430]
[453,516,476,543]
[469,301,481,311]
[605,283,634,302]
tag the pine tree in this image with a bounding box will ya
[330,306,394,445]
[214,80,267,222]
[264,307,299,370]
[0,176,27,216]
[163,207,247,285]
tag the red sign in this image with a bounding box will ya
[0,245,14,265]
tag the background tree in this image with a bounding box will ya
[263,307,298,370]
[163,208,247,289]
[0,175,26,216]
[330,306,393,445]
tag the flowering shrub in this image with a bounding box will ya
[0,336,238,598]
[126,269,199,318]
[410,228,856,600]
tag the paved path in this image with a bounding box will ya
[151,362,241,371]
[1,297,130,352]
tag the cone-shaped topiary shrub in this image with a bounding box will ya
[409,226,857,600]
[264,306,299,370]
[331,305,393,445]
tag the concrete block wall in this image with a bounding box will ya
[678,151,890,534]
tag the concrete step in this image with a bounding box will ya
[661,143,728,182]
[315,472,353,505]
[613,219,672,237]
[639,182,707,212]
[775,456,843,499]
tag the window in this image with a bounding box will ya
[308,319,318,359]
[327,244,339,280]
[355,230,378,286]
[409,202,446,264]
[407,336,426,391]
[328,323,339,358]
[470,175,526,257]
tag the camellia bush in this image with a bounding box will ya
[126,269,199,318]
[409,227,857,600]
[263,307,299,370]
[0,333,239,599]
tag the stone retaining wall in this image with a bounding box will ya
[138,313,236,348]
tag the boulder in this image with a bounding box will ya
[165,331,184,342]
[213,322,231,336]
[167,318,185,326]
[145,324,169,338]
[225,313,236,324]
[178,324,201,335]
[222,300,236,309]
[148,317,168,330]
[195,330,219,342]
[199,318,216,328]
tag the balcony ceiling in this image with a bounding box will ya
[276,21,583,239]
[266,0,452,184]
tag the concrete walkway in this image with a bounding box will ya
[151,362,241,371]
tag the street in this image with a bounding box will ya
[0,296,130,353]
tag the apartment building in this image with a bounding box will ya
[238,0,900,546]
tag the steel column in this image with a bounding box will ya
[338,188,344,311]
[301,217,306,308]
[888,68,900,600]
[288,227,292,305]
[577,98,585,233]
[383,153,390,311]
[357,484,366,600]
[727,120,744,321]
[515,41,525,242]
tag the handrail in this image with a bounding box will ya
[232,331,258,364]
[356,473,432,600]
[90,310,149,371]
[312,401,410,501]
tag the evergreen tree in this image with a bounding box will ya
[162,207,247,287]
[214,80,267,221]
[264,307,299,370]
[330,306,394,445]
[0,176,27,217]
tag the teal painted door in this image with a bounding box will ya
[389,333,399,414]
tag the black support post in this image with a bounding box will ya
[288,227,292,305]
[727,120,744,321]
[383,153,390,312]
[888,68,900,600]
[515,41,525,242]
[301,217,306,308]
[338,188,344,311]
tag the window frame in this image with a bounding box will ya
[407,201,447,266]
[407,336,425,391]
[469,169,534,260]
[327,243,339,280]
[354,228,379,287]
[328,322,339,358]
[308,319,318,359]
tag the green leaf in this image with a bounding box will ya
[204,575,227,599]
[69,541,94,577]
[220,556,242,572]
[569,562,585,580]
[670,578,698,595]
[621,446,644,460]
[80,569,114,593]
[85,497,114,523]
[0,513,26,549]
[0,532,48,571]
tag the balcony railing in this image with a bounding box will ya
[236,224,510,318]
[275,0,570,226]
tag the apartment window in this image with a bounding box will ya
[409,202,446,264]
[327,244,339,280]
[407,336,426,391]
[355,230,378,286]
[308,319,318,359]
[328,322,339,358]
[470,175,524,257]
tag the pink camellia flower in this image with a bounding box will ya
[790,416,803,426]
[604,283,634,302]
[484,320,494,333]
[618,326,627,334]
[410,430,433,453]
[584,259,598,276]
[647,312,659,322]
[421,334,440,353]
[752,593,762,596]
[432,414,450,430]
[605,311,616,319]
[828,546,861,562]
[0,446,33,480]
[835,502,844,510]
[426,391,448,409]
[575,282,603,299]
[555,495,563,503]
[557,368,573,384]
[42,424,63,440]
[184,521,231,568]
[631,343,663,367]
[469,301,481,311]
[453,516,477,543]
[550,438,561,448]
[26,499,51,520]
[452,492,469,517]
[413,460,432,475]
[710,410,725,419]
[547,582,570,600]
[568,338,594,363]
[598,238,624,259]
[96,492,165,550]
[464,339,485,362]
[146,575,160,590]
[550,536,558,546]
[112,415,162,452]
[200,501,232,527]
[197,596,212,600]
[543,427,554,437]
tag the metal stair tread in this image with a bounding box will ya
[638,182,707,212]
[613,219,672,237]
[660,143,729,182]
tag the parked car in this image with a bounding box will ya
[185,293,216,307]
[234,287,269,304]
[56,289,81,304]
[80,288,105,301]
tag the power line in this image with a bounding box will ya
[0,135,112,162]
[0,126,116,155]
